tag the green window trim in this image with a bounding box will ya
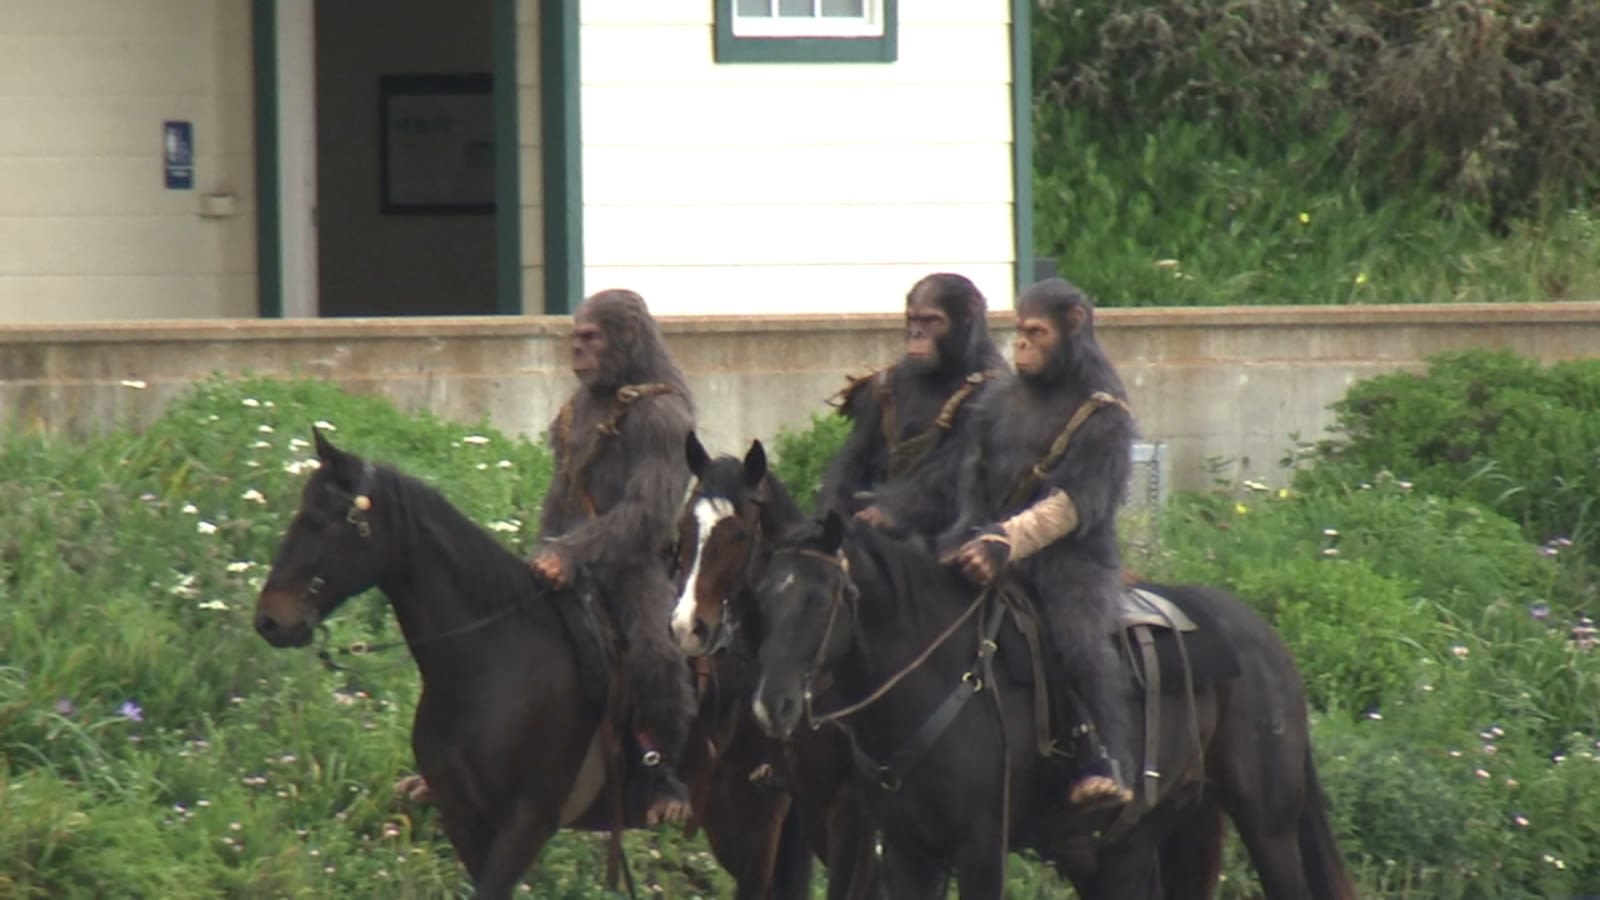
[713,0,898,65]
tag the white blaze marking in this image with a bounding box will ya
[670,497,735,649]
[752,675,772,731]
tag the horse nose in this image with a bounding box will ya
[255,613,280,639]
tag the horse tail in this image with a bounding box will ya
[1299,745,1358,900]
[768,804,813,900]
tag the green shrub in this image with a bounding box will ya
[768,410,851,514]
[1305,349,1600,567]
[1028,0,1600,306]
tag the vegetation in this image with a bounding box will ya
[1031,0,1600,306]
[5,353,1595,896]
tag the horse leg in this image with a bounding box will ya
[469,801,558,900]
[1222,811,1311,900]
[1158,803,1226,900]
[824,800,881,900]
[1077,842,1164,900]
[880,835,949,900]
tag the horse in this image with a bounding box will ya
[251,429,812,900]
[668,432,883,900]
[708,453,1355,897]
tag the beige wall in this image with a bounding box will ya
[576,0,1016,315]
[4,304,1598,493]
[0,0,258,321]
[314,0,499,317]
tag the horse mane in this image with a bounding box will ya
[361,462,546,615]
[775,515,959,619]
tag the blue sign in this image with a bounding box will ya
[163,120,193,190]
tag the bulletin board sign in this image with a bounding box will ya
[379,73,495,215]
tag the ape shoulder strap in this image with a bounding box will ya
[553,382,682,518]
[885,369,997,478]
[1004,390,1134,510]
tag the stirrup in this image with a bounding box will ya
[642,749,662,767]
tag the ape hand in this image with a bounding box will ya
[951,526,1011,586]
[854,505,895,529]
[530,550,569,588]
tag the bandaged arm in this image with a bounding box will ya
[999,488,1080,559]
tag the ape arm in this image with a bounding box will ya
[815,373,888,517]
[543,397,689,570]
[1001,405,1134,559]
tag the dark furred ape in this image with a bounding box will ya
[532,288,698,826]
[816,272,1010,540]
[941,276,1140,810]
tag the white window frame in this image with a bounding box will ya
[730,0,886,39]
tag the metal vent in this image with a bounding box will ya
[1121,441,1169,563]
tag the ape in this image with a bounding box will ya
[817,272,1009,539]
[532,288,699,826]
[941,277,1139,810]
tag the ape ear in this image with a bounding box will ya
[686,430,710,479]
[1066,304,1088,335]
[820,509,846,554]
[742,440,767,490]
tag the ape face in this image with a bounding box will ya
[904,294,952,372]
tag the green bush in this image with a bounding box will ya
[1029,0,1600,306]
[1304,349,1600,569]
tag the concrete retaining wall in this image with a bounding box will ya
[4,303,1598,491]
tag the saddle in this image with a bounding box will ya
[990,581,1238,812]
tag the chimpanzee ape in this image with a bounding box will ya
[940,277,1138,810]
[816,273,1009,539]
[530,288,700,825]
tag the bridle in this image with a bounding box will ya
[770,544,989,736]
[298,461,522,673]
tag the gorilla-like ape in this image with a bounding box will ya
[941,277,1137,809]
[530,288,700,826]
[816,272,1009,539]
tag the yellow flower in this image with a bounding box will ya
[1278,488,1291,499]
[1298,212,1311,225]
[1354,272,1369,285]
[1234,503,1249,515]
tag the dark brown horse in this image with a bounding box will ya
[677,439,1356,899]
[252,430,811,899]
[668,432,882,900]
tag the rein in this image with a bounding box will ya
[797,545,989,730]
[780,541,1015,884]
[308,465,531,676]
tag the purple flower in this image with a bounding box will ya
[55,698,74,716]
[1530,603,1550,620]
[119,700,144,723]
[1555,537,1573,548]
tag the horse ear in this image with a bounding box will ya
[821,509,845,554]
[313,426,339,463]
[686,430,710,479]
[742,439,767,489]
[312,426,357,485]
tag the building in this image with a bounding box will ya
[0,0,1030,322]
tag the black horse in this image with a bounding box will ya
[669,432,883,899]
[687,441,1354,898]
[252,430,812,899]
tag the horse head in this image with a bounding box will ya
[750,509,860,740]
[670,431,773,656]
[254,428,389,647]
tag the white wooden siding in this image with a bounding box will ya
[0,0,257,322]
[578,0,1015,316]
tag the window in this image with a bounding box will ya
[714,0,897,64]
